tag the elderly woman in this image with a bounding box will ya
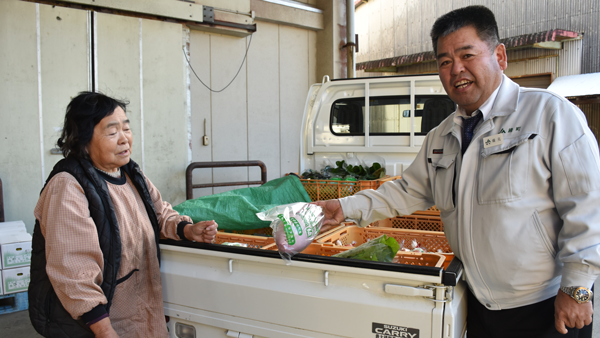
[28,92,217,338]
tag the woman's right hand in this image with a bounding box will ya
[90,317,120,338]
[185,220,219,243]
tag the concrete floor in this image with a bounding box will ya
[2,281,600,338]
[0,309,42,338]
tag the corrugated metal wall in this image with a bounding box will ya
[504,39,583,79]
[579,103,600,144]
[355,0,600,74]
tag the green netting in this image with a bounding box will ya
[173,175,311,231]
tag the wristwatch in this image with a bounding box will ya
[560,286,594,304]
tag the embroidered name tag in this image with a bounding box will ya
[432,149,443,154]
[483,134,504,148]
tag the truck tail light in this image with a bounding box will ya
[175,322,196,338]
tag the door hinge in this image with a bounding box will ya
[384,284,453,303]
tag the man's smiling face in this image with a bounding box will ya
[436,25,507,115]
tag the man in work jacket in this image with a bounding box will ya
[316,5,600,337]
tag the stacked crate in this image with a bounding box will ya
[0,221,31,314]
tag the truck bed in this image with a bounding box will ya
[160,239,466,338]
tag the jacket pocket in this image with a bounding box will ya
[478,134,534,204]
[430,154,456,211]
[531,211,557,258]
[116,269,139,285]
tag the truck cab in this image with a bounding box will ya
[301,74,455,176]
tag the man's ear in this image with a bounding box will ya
[495,43,508,71]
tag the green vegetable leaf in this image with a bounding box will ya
[332,234,400,262]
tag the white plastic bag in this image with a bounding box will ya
[256,202,324,264]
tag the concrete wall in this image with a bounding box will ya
[0,1,190,232]
[0,0,341,231]
[186,22,318,197]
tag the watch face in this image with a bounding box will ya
[574,288,591,302]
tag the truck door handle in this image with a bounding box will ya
[384,284,434,298]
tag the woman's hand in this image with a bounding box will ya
[184,220,219,243]
[89,317,120,338]
[312,199,345,233]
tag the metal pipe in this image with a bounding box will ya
[185,160,267,200]
[0,178,4,222]
[346,0,355,78]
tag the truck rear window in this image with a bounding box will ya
[330,95,455,136]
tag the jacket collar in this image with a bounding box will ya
[439,74,519,137]
[488,74,520,119]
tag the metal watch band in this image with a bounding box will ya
[560,286,593,303]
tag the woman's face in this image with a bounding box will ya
[88,107,132,173]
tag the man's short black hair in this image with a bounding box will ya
[430,5,500,56]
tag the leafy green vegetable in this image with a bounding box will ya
[332,235,400,262]
[301,161,385,180]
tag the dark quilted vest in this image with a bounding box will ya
[28,155,161,337]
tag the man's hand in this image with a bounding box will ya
[90,317,119,338]
[555,290,593,334]
[184,220,218,243]
[312,199,345,233]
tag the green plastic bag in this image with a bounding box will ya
[173,175,311,231]
[332,235,400,262]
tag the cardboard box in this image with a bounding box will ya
[2,266,30,294]
[1,240,32,269]
[0,220,27,233]
[0,231,32,269]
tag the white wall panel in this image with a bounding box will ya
[141,19,188,205]
[39,5,89,178]
[95,13,189,205]
[279,25,310,175]
[95,13,142,169]
[247,22,280,181]
[0,1,40,231]
[210,34,249,194]
[189,31,214,198]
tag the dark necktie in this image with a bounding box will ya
[461,112,483,155]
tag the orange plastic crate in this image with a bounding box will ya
[222,221,352,241]
[412,205,441,217]
[301,176,401,201]
[314,221,354,241]
[263,243,348,256]
[393,252,445,267]
[370,215,444,232]
[225,227,273,236]
[317,226,452,254]
[263,242,445,267]
[214,232,275,249]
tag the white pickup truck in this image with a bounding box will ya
[160,75,465,338]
